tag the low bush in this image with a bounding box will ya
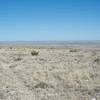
[94,57,100,64]
[31,50,39,56]
[69,49,78,52]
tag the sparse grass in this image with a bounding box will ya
[31,50,39,56]
[0,45,100,100]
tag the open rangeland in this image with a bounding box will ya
[0,45,100,100]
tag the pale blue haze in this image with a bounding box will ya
[0,0,100,41]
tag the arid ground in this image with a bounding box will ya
[0,45,100,100]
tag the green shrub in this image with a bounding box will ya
[9,47,13,49]
[69,49,78,52]
[94,57,100,64]
[31,50,39,56]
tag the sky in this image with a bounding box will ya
[0,0,100,41]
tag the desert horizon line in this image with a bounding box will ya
[0,40,100,42]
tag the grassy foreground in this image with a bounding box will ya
[0,45,100,100]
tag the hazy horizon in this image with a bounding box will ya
[0,40,100,45]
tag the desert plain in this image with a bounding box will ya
[0,44,100,100]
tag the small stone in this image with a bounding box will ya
[91,97,96,100]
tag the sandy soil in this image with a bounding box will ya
[0,45,100,100]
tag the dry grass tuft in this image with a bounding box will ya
[33,82,53,89]
[9,47,13,50]
[14,56,22,61]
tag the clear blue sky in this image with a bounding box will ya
[0,0,100,41]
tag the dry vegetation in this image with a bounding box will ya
[0,45,100,100]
